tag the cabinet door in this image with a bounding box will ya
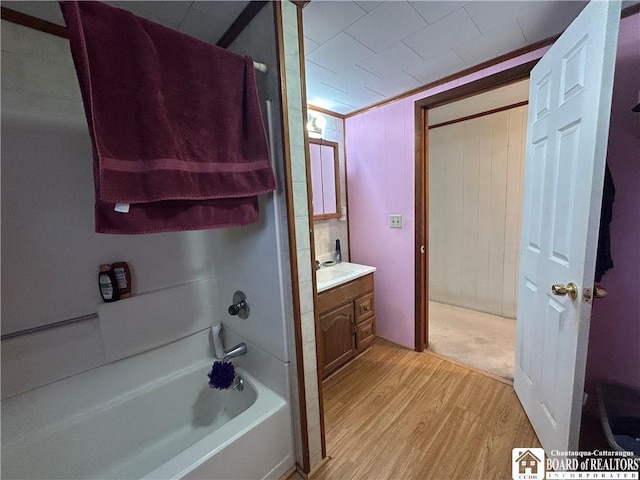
[319,303,356,378]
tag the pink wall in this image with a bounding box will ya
[347,13,639,356]
[346,48,549,349]
[585,13,640,389]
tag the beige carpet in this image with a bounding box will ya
[428,301,516,380]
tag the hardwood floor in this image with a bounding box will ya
[314,339,540,480]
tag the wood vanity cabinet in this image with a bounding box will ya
[317,273,376,379]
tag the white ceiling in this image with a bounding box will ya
[303,1,636,115]
[4,0,636,117]
[1,1,250,46]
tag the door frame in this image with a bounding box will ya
[414,60,538,352]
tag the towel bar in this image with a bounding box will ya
[1,313,98,341]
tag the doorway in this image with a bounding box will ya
[414,60,537,355]
[426,79,529,380]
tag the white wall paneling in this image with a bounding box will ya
[1,6,293,399]
[429,105,527,318]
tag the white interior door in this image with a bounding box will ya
[515,0,620,453]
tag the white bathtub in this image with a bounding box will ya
[1,331,294,480]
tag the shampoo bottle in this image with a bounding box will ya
[98,264,120,302]
[335,239,342,263]
[112,261,132,298]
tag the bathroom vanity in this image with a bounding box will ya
[315,263,376,379]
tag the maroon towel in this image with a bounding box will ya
[59,1,276,234]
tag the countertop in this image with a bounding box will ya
[315,261,376,293]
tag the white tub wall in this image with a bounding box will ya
[1,14,291,400]
[213,3,294,365]
[1,276,223,398]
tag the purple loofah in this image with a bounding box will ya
[207,361,235,389]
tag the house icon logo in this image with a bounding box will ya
[512,448,545,480]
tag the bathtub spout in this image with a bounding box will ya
[222,343,247,363]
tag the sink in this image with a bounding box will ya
[316,268,352,283]
[314,262,377,293]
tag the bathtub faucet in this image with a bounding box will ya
[222,343,247,363]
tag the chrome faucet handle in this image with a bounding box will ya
[228,291,249,319]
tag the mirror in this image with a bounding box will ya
[309,138,340,220]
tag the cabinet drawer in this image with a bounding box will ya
[317,273,374,314]
[355,293,374,324]
[356,317,375,352]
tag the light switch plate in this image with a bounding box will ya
[390,214,402,228]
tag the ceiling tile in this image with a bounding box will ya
[363,70,420,97]
[2,1,250,48]
[306,80,359,111]
[322,66,382,93]
[308,79,350,98]
[2,1,65,26]
[463,1,539,35]
[328,104,355,115]
[192,1,247,19]
[303,1,367,45]
[306,32,375,74]
[305,61,337,84]
[304,36,320,56]
[403,51,466,84]
[345,1,427,53]
[308,77,386,113]
[517,2,587,43]
[339,87,386,108]
[355,1,383,12]
[109,1,195,29]
[453,22,526,66]
[177,5,229,44]
[357,42,425,78]
[409,1,468,24]
[403,8,481,61]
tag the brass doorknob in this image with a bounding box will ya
[551,282,578,300]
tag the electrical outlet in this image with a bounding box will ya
[390,214,402,229]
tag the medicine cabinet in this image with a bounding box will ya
[309,138,340,220]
